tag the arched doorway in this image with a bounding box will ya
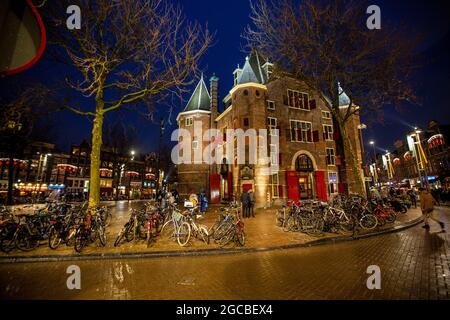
[295,154,315,199]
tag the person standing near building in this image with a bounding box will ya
[241,189,250,218]
[248,189,255,218]
[408,188,417,208]
[420,187,445,232]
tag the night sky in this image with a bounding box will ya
[1,0,449,157]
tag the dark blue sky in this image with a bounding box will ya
[1,0,449,156]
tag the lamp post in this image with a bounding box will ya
[369,140,377,187]
[413,127,429,189]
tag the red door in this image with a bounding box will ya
[314,171,328,202]
[210,174,220,204]
[242,183,252,192]
[286,171,299,201]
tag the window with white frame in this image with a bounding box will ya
[322,110,332,119]
[290,120,312,142]
[323,124,333,141]
[267,100,275,110]
[270,144,278,165]
[328,172,338,194]
[192,136,198,150]
[267,117,277,136]
[326,148,335,165]
[185,117,193,126]
[271,173,279,198]
[287,89,309,110]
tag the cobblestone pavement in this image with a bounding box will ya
[0,207,448,300]
[0,200,422,259]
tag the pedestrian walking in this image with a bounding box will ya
[248,189,255,218]
[420,187,445,232]
[408,188,417,208]
[241,189,250,218]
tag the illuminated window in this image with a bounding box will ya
[287,89,309,110]
[328,172,338,194]
[326,148,335,165]
[267,117,277,136]
[290,120,312,142]
[322,111,332,119]
[323,124,333,141]
[267,100,275,110]
[271,173,279,198]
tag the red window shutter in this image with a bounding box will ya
[278,185,283,197]
[278,153,282,165]
[313,130,319,142]
[309,99,317,109]
[307,130,312,142]
[296,129,302,140]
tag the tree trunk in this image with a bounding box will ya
[88,111,104,208]
[336,118,366,197]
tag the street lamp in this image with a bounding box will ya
[411,127,429,189]
[369,140,378,187]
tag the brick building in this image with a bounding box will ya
[176,50,365,207]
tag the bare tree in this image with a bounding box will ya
[244,0,419,196]
[41,0,212,207]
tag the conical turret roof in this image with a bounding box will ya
[183,74,211,112]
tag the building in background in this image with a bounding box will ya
[176,50,365,207]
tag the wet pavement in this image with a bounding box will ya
[0,206,448,300]
[0,200,422,259]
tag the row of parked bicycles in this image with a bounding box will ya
[113,200,245,248]
[276,195,409,236]
[0,202,112,253]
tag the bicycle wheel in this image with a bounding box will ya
[48,226,62,249]
[306,218,324,236]
[339,217,355,234]
[74,228,87,253]
[236,229,245,246]
[198,225,210,244]
[283,216,296,232]
[218,227,235,247]
[98,225,107,246]
[103,212,112,227]
[161,219,175,238]
[0,235,16,253]
[65,226,77,247]
[16,229,39,251]
[176,222,191,247]
[359,214,378,230]
[385,212,396,223]
[114,225,127,247]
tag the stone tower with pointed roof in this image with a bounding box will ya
[176,75,215,198]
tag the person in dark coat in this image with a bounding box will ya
[248,189,255,217]
[241,190,250,218]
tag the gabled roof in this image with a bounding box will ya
[183,74,211,112]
